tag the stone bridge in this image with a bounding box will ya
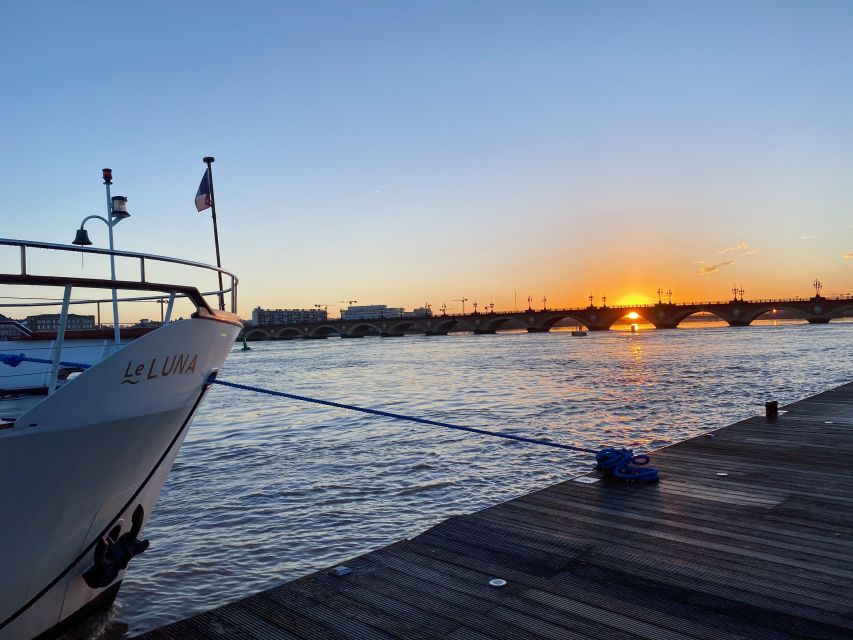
[242,296,853,340]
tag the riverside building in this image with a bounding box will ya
[341,305,433,320]
[25,313,95,332]
[251,307,328,326]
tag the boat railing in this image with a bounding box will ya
[0,238,238,314]
[0,238,239,395]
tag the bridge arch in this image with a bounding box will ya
[538,313,593,331]
[477,316,525,332]
[444,316,487,333]
[307,325,341,339]
[593,308,661,330]
[346,323,382,337]
[747,305,811,324]
[666,308,733,327]
[385,320,416,336]
[827,301,853,320]
[274,327,304,340]
[734,303,822,325]
[244,328,271,341]
[427,318,458,335]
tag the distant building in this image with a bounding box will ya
[252,307,327,326]
[341,304,432,320]
[0,314,26,339]
[132,319,163,329]
[340,305,433,320]
[31,313,96,331]
[25,313,95,332]
[341,305,404,320]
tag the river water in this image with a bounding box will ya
[75,320,853,638]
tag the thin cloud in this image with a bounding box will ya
[699,260,736,275]
[691,260,706,264]
[845,253,853,260]
[801,234,822,240]
[718,243,749,254]
[742,249,760,256]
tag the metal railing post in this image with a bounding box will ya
[164,293,176,323]
[48,285,72,395]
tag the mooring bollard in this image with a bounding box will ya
[765,400,778,419]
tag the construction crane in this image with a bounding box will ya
[454,297,468,314]
[337,300,358,306]
[314,303,334,313]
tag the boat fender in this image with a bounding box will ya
[83,505,150,589]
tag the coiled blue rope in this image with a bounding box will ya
[594,447,659,482]
[0,354,659,481]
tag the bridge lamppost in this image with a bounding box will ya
[666,288,672,305]
[488,301,495,314]
[440,303,447,316]
[602,294,607,308]
[738,286,745,302]
[472,301,479,314]
[542,296,547,311]
[656,287,663,305]
[527,295,533,311]
[731,284,739,302]
[588,294,594,309]
[813,278,823,299]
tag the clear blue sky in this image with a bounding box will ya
[1,1,851,317]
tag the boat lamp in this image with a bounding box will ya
[111,196,131,221]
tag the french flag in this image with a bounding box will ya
[195,168,212,212]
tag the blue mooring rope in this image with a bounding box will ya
[212,380,659,482]
[0,353,92,369]
[0,352,92,370]
[0,353,659,481]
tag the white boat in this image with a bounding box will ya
[0,190,240,638]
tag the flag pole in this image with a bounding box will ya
[203,156,226,311]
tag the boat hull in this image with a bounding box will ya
[0,315,240,640]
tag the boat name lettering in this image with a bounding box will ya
[122,353,198,384]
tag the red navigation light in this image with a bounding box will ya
[102,168,113,184]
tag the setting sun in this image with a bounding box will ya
[627,312,640,320]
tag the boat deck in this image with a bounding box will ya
[137,382,853,640]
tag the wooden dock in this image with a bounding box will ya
[138,382,853,640]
